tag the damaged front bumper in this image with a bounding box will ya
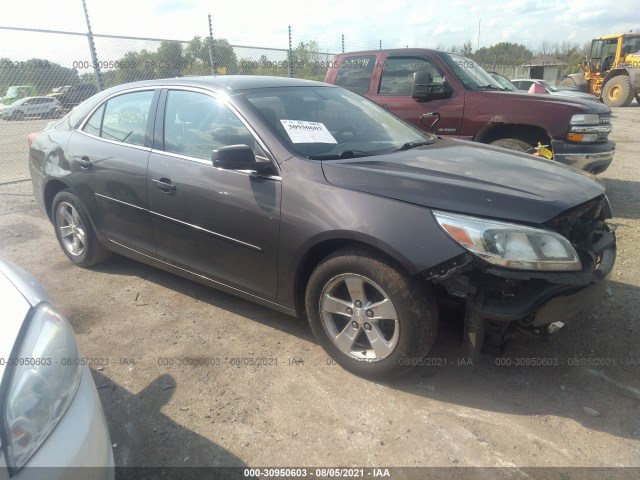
[431,240,615,329]
[426,195,616,357]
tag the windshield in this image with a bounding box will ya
[489,73,517,91]
[241,86,435,159]
[437,53,504,91]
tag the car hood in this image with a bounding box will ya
[321,138,605,225]
[481,90,610,112]
[549,90,598,101]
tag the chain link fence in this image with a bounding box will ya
[0,25,338,195]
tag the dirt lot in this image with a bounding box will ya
[1,107,639,478]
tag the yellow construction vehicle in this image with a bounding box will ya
[560,33,640,107]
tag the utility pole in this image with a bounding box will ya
[81,0,103,91]
[287,25,293,78]
[208,14,216,75]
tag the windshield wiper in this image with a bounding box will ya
[307,150,374,160]
[394,140,436,151]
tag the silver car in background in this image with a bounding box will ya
[0,258,113,479]
[0,97,62,120]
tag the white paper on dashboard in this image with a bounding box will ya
[280,120,337,144]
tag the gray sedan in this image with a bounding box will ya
[28,76,615,379]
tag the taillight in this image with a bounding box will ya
[27,132,38,148]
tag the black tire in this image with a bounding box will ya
[491,138,532,153]
[305,247,438,380]
[559,77,577,89]
[52,190,110,267]
[602,75,634,107]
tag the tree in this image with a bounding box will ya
[473,42,534,70]
[450,40,474,57]
[183,36,238,74]
[156,41,184,78]
[0,58,79,95]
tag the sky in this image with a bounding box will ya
[1,0,639,63]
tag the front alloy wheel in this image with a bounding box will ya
[306,247,438,380]
[319,273,400,361]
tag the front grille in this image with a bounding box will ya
[598,132,609,140]
[599,115,611,125]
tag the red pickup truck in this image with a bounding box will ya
[324,49,615,174]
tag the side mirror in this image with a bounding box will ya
[412,71,452,101]
[212,144,273,173]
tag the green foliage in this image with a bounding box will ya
[473,42,534,67]
[237,41,331,81]
[0,58,80,96]
[110,37,239,84]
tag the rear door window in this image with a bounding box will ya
[335,56,376,95]
[100,91,154,146]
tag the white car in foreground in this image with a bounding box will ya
[0,258,113,479]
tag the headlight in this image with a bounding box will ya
[570,114,599,125]
[3,303,81,470]
[434,211,582,271]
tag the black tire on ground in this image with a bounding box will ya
[559,77,577,88]
[602,75,634,107]
[490,138,532,153]
[305,247,438,380]
[52,190,110,267]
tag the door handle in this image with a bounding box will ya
[78,156,92,170]
[152,178,176,194]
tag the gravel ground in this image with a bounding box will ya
[0,106,638,478]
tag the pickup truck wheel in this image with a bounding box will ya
[52,190,110,267]
[491,138,532,153]
[602,75,634,107]
[305,247,438,380]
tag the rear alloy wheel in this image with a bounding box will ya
[52,190,110,267]
[491,138,532,153]
[602,75,634,107]
[305,248,438,380]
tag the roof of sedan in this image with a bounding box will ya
[116,75,331,93]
